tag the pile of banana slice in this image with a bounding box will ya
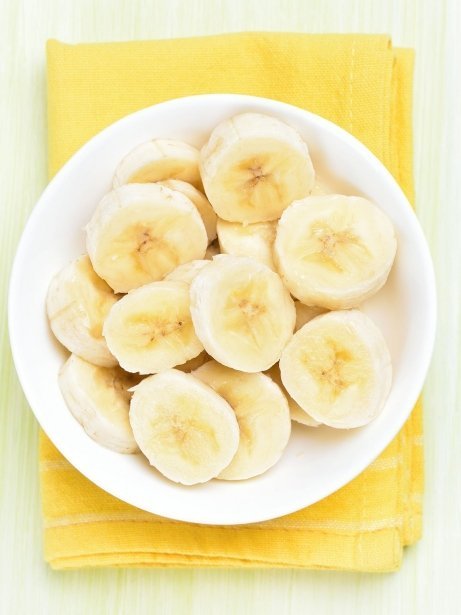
[46,112,396,486]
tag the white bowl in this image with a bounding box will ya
[8,94,436,525]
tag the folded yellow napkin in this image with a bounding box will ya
[42,33,422,572]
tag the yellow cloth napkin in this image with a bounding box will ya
[41,33,422,572]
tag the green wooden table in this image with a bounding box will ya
[1,0,459,612]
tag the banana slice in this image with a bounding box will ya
[46,255,118,367]
[113,139,201,189]
[217,219,276,269]
[86,183,207,293]
[294,301,328,331]
[279,310,392,428]
[103,280,203,374]
[165,259,210,284]
[265,363,321,427]
[190,254,296,372]
[205,240,220,259]
[193,360,291,480]
[159,180,217,243]
[274,195,397,309]
[59,354,139,453]
[200,113,315,223]
[129,369,239,485]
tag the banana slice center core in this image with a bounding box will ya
[307,222,369,272]
[318,348,352,397]
[151,319,184,341]
[246,162,267,189]
[237,297,265,319]
[224,285,268,350]
[128,316,185,346]
[154,406,220,465]
[127,224,179,274]
[134,226,170,256]
[136,229,156,254]
[302,337,366,402]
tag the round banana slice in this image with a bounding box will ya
[129,370,240,485]
[165,259,210,284]
[294,301,328,331]
[46,255,118,367]
[103,280,203,375]
[59,354,139,453]
[205,241,220,259]
[113,139,201,189]
[86,183,208,293]
[159,180,217,243]
[193,360,291,480]
[217,219,276,270]
[279,310,392,429]
[265,363,321,427]
[275,195,397,309]
[200,112,315,223]
[190,254,296,372]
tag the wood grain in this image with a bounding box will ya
[0,0,459,613]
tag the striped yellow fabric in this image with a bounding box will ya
[42,33,422,572]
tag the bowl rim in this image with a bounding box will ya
[8,93,437,524]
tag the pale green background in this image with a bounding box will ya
[1,0,459,613]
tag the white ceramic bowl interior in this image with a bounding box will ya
[9,94,436,524]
